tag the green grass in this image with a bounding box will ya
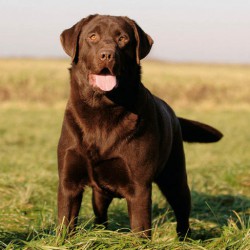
[0,59,249,249]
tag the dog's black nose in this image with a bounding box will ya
[99,49,114,62]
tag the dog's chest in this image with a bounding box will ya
[81,112,139,196]
[82,111,138,158]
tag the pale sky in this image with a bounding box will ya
[1,0,250,63]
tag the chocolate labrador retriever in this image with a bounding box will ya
[58,14,222,239]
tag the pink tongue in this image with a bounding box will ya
[89,74,117,91]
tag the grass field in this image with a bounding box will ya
[0,59,249,249]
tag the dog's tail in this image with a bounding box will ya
[178,117,223,143]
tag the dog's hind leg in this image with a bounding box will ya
[155,136,191,240]
[92,189,113,227]
[156,176,191,240]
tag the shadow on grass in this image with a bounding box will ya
[0,231,29,248]
[189,191,250,240]
[108,204,131,231]
[191,191,250,224]
[152,191,250,240]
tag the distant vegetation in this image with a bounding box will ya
[0,59,249,110]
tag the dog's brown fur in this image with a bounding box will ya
[58,14,222,239]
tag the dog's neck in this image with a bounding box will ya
[106,70,141,113]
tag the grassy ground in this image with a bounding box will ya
[0,59,249,249]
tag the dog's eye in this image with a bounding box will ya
[117,35,129,47]
[118,36,126,43]
[89,34,97,41]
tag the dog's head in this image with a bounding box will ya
[60,15,153,92]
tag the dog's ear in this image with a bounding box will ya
[60,15,97,62]
[124,17,154,64]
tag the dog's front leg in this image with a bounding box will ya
[57,149,85,232]
[126,185,152,238]
[58,184,83,232]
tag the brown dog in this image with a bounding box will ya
[58,14,222,239]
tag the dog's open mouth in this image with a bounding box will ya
[89,68,117,92]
